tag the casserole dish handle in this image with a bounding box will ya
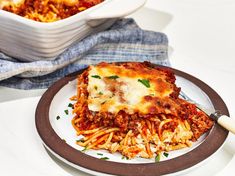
[87,0,146,25]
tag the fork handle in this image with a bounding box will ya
[217,115,235,134]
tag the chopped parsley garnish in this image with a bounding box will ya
[121,156,129,160]
[56,116,60,120]
[76,139,85,143]
[97,153,103,156]
[155,154,161,162]
[68,103,73,108]
[98,92,103,95]
[94,85,98,90]
[138,79,150,88]
[81,146,88,152]
[91,75,101,79]
[100,157,109,160]
[64,109,69,115]
[163,152,169,157]
[62,139,66,143]
[107,75,119,79]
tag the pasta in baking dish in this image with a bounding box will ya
[71,62,214,159]
[1,0,104,22]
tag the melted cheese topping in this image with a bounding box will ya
[87,63,174,114]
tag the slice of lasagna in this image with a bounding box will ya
[71,62,214,159]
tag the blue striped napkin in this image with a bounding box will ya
[0,18,169,89]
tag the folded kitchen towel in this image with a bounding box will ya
[0,18,169,89]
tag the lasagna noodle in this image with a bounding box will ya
[71,62,214,159]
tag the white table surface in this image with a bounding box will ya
[0,0,235,175]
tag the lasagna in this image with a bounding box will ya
[71,62,214,159]
[1,0,104,22]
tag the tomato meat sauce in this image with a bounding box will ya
[2,0,104,22]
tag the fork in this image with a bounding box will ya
[180,91,235,134]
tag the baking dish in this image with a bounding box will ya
[0,0,146,61]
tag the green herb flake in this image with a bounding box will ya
[163,152,169,157]
[63,139,66,143]
[94,85,98,90]
[68,103,73,108]
[81,146,88,152]
[121,156,129,160]
[107,75,119,80]
[64,109,69,115]
[56,116,60,120]
[138,79,150,88]
[91,75,101,79]
[97,153,103,156]
[76,139,85,143]
[98,92,103,95]
[155,154,161,162]
[100,157,109,160]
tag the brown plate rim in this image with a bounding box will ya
[35,64,229,176]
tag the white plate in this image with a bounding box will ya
[35,65,229,176]
[50,77,209,164]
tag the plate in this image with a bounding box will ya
[35,64,229,176]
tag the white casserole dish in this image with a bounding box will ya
[0,0,146,61]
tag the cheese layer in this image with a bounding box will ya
[87,63,175,114]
